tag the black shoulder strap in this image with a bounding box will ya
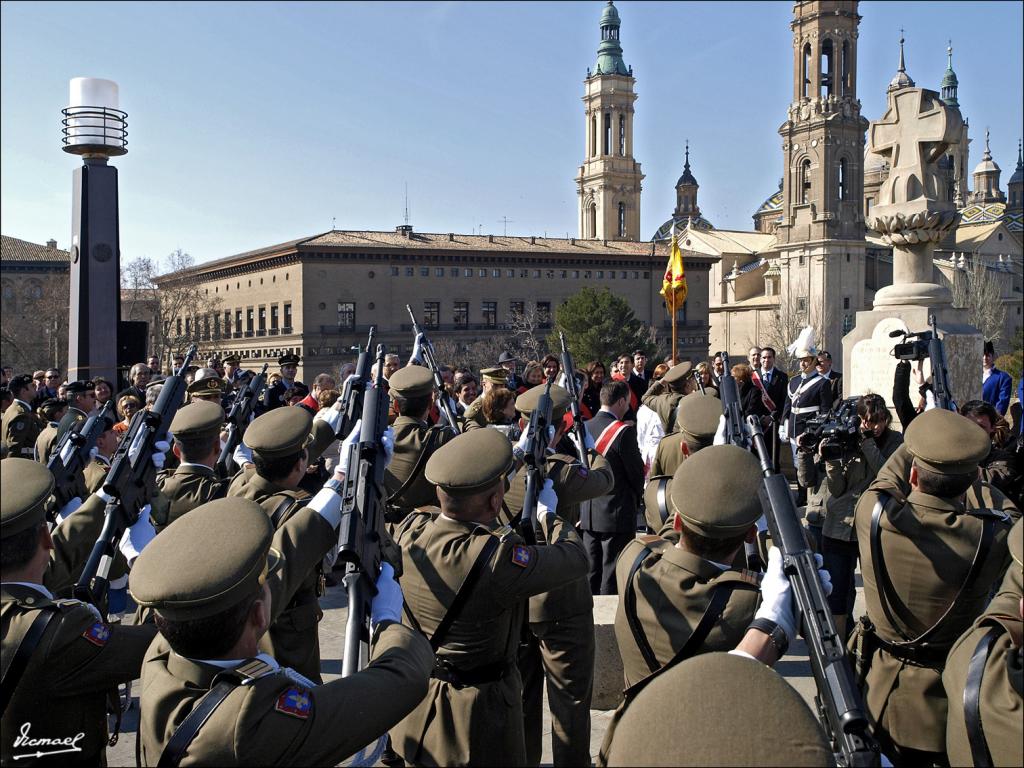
[388,427,445,507]
[964,625,1001,768]
[1,606,59,714]
[269,493,303,530]
[622,543,663,674]
[871,494,999,645]
[655,478,671,525]
[157,658,271,768]
[426,535,501,652]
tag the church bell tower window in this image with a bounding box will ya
[603,112,611,155]
[820,39,834,98]
[838,158,847,201]
[618,114,626,156]
[802,43,812,99]
[801,159,812,204]
[618,203,626,238]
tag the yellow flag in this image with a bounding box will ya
[659,225,687,314]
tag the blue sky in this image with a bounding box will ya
[2,1,1021,266]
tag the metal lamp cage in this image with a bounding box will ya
[61,105,128,156]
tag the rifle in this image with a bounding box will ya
[718,352,750,449]
[337,345,391,677]
[928,315,954,411]
[73,345,197,613]
[45,400,116,519]
[692,369,707,396]
[558,332,589,471]
[405,305,459,432]
[216,362,269,479]
[746,415,880,767]
[518,376,555,545]
[335,327,375,443]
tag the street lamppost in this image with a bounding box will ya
[61,77,127,384]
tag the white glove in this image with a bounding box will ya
[713,414,727,446]
[337,419,362,478]
[515,427,531,456]
[318,401,344,434]
[754,547,797,645]
[537,479,559,521]
[233,442,253,468]
[408,333,425,366]
[151,439,171,470]
[778,422,789,442]
[381,426,395,468]
[88,446,100,460]
[370,562,404,632]
[118,505,156,564]
[813,552,833,597]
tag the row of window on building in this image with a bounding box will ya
[334,300,552,332]
[389,266,650,281]
[177,302,293,341]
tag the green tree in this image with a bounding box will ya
[551,286,657,368]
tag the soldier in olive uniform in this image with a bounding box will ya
[384,365,457,522]
[3,374,43,460]
[943,518,1022,767]
[34,381,94,464]
[82,410,118,494]
[131,494,434,766]
[639,361,691,433]
[1,459,158,766]
[503,383,614,767]
[616,445,764,689]
[461,367,510,430]
[851,409,1015,765]
[226,406,342,682]
[647,392,721,496]
[187,370,229,409]
[390,428,590,767]
[223,353,247,389]
[153,401,229,533]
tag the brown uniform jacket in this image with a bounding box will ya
[384,416,455,520]
[391,511,589,766]
[137,506,433,766]
[34,423,59,464]
[640,389,683,433]
[226,469,322,682]
[3,400,42,460]
[942,539,1023,768]
[83,456,111,495]
[154,463,228,533]
[649,431,702,482]
[44,494,129,598]
[502,451,614,622]
[853,487,1013,752]
[613,536,761,688]
[1,583,157,766]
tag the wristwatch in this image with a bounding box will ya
[748,618,789,657]
[323,478,345,497]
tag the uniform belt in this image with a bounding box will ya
[871,632,948,667]
[791,406,821,415]
[430,657,509,688]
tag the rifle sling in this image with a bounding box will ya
[157,658,272,768]
[964,625,1000,768]
[655,477,670,525]
[623,544,662,673]
[870,493,998,646]
[1,606,59,715]
[387,427,446,508]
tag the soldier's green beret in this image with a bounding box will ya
[677,393,721,441]
[480,367,509,386]
[425,428,513,498]
[644,475,673,525]
[661,361,693,387]
[389,365,434,398]
[130,498,282,621]
[905,409,990,476]
[0,459,54,538]
[223,353,241,365]
[187,376,225,397]
[244,407,313,459]
[602,653,831,766]
[516,383,571,421]
[669,445,762,538]
[171,401,224,441]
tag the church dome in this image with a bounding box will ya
[651,215,713,242]
[1008,141,1023,186]
[600,1,620,27]
[864,146,887,173]
[974,131,1001,176]
[887,34,915,92]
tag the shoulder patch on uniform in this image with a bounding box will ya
[275,686,312,719]
[576,466,589,479]
[737,569,763,586]
[636,534,662,545]
[82,621,111,646]
[511,544,531,568]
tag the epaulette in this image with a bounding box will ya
[636,534,662,546]
[735,569,764,586]
[491,523,515,542]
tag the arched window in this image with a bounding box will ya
[589,203,598,239]
[802,43,812,99]
[603,113,611,155]
[820,39,834,98]
[618,114,626,156]
[841,40,851,97]
[618,203,626,238]
[590,115,597,158]
[838,158,847,201]
[801,159,812,204]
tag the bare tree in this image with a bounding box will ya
[951,260,1006,346]
[507,304,549,363]
[763,275,832,373]
[429,335,507,374]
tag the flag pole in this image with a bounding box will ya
[671,297,677,365]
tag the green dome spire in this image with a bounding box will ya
[941,40,959,108]
[592,1,630,77]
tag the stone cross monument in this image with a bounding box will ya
[842,76,981,418]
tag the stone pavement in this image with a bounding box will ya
[107,576,866,766]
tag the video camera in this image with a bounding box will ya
[799,397,861,461]
[889,327,933,361]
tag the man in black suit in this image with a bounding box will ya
[626,350,650,403]
[580,380,645,595]
[816,350,842,407]
[748,347,788,471]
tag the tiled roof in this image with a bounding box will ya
[651,215,714,242]
[755,188,784,215]
[1,235,70,263]
[303,230,668,256]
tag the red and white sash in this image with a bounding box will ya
[595,419,629,456]
[751,370,777,413]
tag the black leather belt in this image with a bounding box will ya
[872,632,948,667]
[430,658,508,688]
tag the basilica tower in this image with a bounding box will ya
[576,1,643,241]
[776,0,868,350]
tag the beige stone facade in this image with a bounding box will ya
[154,229,717,381]
[0,235,70,373]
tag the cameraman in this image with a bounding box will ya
[799,394,902,639]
